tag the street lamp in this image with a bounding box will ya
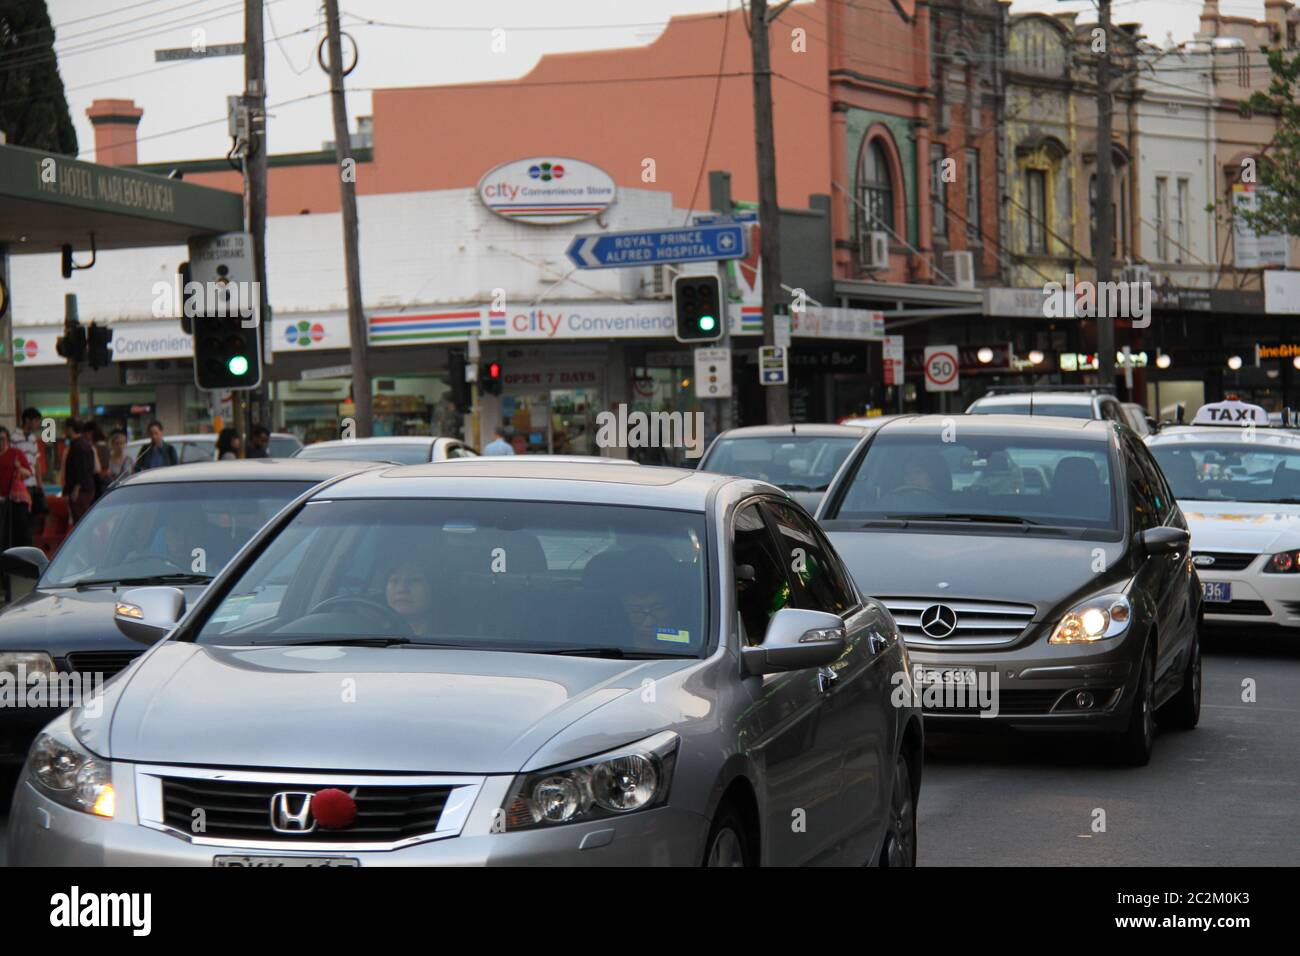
[1155,352,1171,369]
[1227,355,1243,371]
[977,347,994,364]
[1028,349,1045,365]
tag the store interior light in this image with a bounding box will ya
[1155,353,1171,369]
[1227,355,1243,371]
[1028,349,1045,365]
[1293,355,1300,371]
[977,347,994,364]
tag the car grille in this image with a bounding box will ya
[880,597,1036,646]
[160,777,456,843]
[63,650,144,681]
[1192,551,1257,572]
[1205,599,1271,616]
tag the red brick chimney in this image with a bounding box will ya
[86,99,144,166]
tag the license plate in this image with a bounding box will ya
[213,855,360,868]
[915,666,979,686]
[1202,581,1232,603]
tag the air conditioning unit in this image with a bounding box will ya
[1119,264,1153,286]
[942,250,976,288]
[642,263,672,298]
[861,231,890,271]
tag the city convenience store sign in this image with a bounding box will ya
[478,157,616,225]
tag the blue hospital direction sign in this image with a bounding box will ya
[566,223,747,270]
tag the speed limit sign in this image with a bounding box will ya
[923,345,960,392]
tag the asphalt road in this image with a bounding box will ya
[1,635,1295,867]
[919,633,1300,866]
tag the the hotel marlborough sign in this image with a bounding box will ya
[1,143,242,234]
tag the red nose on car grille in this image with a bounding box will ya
[160,778,455,843]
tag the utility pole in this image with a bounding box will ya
[709,170,736,433]
[243,0,270,446]
[1094,0,1116,392]
[749,0,791,425]
[323,0,372,437]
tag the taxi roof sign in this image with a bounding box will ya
[1192,400,1269,426]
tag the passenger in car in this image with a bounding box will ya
[385,561,438,636]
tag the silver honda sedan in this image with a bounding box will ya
[8,459,920,866]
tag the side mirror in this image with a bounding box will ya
[115,586,186,642]
[1,546,49,580]
[1145,416,1159,433]
[740,607,847,677]
[1139,526,1189,555]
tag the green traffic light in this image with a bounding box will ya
[699,314,717,332]
[227,355,250,376]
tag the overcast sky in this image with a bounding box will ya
[44,0,1265,165]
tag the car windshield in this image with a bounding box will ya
[295,442,432,464]
[42,481,314,587]
[968,401,1094,419]
[194,498,709,657]
[267,437,301,457]
[1149,441,1300,503]
[826,432,1117,530]
[701,435,860,491]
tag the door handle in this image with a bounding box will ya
[817,666,839,694]
[868,631,889,655]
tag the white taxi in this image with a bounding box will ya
[1148,401,1300,631]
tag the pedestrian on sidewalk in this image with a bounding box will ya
[107,428,134,483]
[15,408,47,538]
[134,420,178,471]
[0,426,34,550]
[62,419,98,526]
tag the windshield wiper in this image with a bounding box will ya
[67,572,214,589]
[534,646,694,659]
[250,636,418,647]
[883,512,1041,525]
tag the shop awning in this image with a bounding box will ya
[0,144,243,254]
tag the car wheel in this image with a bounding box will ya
[703,805,752,867]
[879,754,917,867]
[1116,645,1156,766]
[1157,629,1201,730]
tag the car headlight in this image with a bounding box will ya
[0,651,55,680]
[499,732,678,831]
[27,732,115,818]
[1049,593,1132,644]
[1264,549,1300,573]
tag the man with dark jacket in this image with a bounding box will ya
[134,420,179,471]
[62,419,98,525]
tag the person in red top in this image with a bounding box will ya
[0,425,34,549]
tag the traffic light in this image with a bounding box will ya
[55,323,85,363]
[482,361,503,396]
[193,315,262,390]
[87,323,113,370]
[673,274,723,343]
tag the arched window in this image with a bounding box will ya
[860,139,895,233]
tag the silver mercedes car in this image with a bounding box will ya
[7,459,920,867]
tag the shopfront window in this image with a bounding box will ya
[627,365,702,467]
[272,374,455,443]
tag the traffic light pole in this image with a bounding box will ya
[749,0,791,425]
[323,0,373,438]
[243,0,271,443]
[1095,0,1116,394]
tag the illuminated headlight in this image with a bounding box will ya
[0,651,55,680]
[500,732,678,831]
[28,732,115,818]
[1049,594,1132,644]
[1264,549,1300,573]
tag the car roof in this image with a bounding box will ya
[314,457,756,511]
[969,392,1097,406]
[878,413,1114,440]
[711,423,869,439]
[1148,426,1300,447]
[112,458,383,486]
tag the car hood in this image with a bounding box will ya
[1178,500,1300,555]
[94,642,695,773]
[826,528,1127,613]
[0,585,208,656]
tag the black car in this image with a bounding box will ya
[817,414,1202,765]
[0,458,379,767]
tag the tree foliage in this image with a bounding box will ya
[1240,47,1300,238]
[0,0,77,155]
